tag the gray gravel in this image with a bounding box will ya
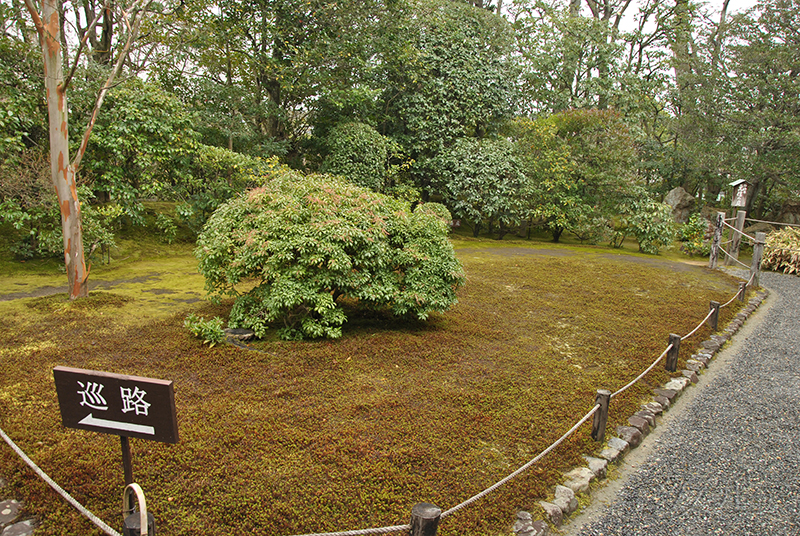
[574,270,800,536]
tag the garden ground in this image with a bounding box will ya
[0,236,750,535]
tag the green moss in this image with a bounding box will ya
[0,239,749,535]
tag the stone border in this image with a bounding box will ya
[0,478,36,536]
[513,290,768,536]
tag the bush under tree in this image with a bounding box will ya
[195,170,465,340]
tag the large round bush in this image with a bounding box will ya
[196,170,465,340]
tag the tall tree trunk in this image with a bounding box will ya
[27,0,90,299]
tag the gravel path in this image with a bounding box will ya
[568,270,800,536]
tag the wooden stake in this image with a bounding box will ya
[591,390,611,442]
[666,334,681,372]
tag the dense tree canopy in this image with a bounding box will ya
[2,0,799,278]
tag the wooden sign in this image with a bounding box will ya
[53,366,178,444]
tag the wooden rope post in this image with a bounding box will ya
[739,281,747,303]
[709,301,720,332]
[750,231,766,287]
[708,212,725,269]
[411,503,441,536]
[591,390,611,442]
[666,334,681,372]
[726,210,747,266]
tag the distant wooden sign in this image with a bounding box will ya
[53,367,178,444]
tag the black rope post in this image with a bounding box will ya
[591,390,611,442]
[708,212,725,269]
[411,503,441,536]
[666,334,681,372]
[709,301,720,332]
[750,231,766,288]
[121,436,133,486]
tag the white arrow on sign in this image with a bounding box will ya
[78,414,155,435]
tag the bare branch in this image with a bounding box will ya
[22,0,45,39]
[62,0,111,91]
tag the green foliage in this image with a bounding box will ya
[434,138,526,239]
[0,182,119,260]
[761,227,800,275]
[320,122,390,191]
[610,190,676,254]
[79,81,199,223]
[381,0,518,193]
[513,116,584,242]
[196,170,465,340]
[155,213,178,244]
[678,214,712,257]
[173,146,274,235]
[184,313,226,346]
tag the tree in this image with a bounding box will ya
[158,0,388,162]
[319,122,392,192]
[433,137,526,239]
[20,0,152,298]
[381,0,518,198]
[722,0,800,218]
[196,169,465,340]
[513,116,586,242]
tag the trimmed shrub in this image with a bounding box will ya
[195,170,465,340]
[761,227,800,275]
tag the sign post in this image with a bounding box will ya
[53,366,178,485]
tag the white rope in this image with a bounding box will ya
[745,218,800,229]
[289,525,411,536]
[0,426,121,536]
[611,345,671,399]
[681,309,715,341]
[440,404,600,519]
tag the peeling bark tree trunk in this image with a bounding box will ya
[28,0,90,299]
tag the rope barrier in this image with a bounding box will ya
[717,247,750,269]
[610,345,671,399]
[745,217,800,229]
[440,404,601,519]
[681,309,715,342]
[290,525,412,536]
[721,285,744,309]
[0,426,121,536]
[722,220,756,243]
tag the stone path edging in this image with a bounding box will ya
[512,290,769,536]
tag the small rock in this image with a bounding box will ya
[686,358,704,370]
[701,339,720,352]
[513,511,535,536]
[664,377,691,392]
[627,415,650,434]
[643,402,664,415]
[563,467,595,494]
[1,519,36,536]
[552,496,571,515]
[539,501,563,526]
[0,500,21,525]
[583,456,608,479]
[607,436,630,453]
[634,410,656,427]
[600,447,622,463]
[616,426,643,448]
[653,395,670,409]
[681,370,699,383]
[554,485,578,514]
[653,388,678,401]
[223,328,255,341]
